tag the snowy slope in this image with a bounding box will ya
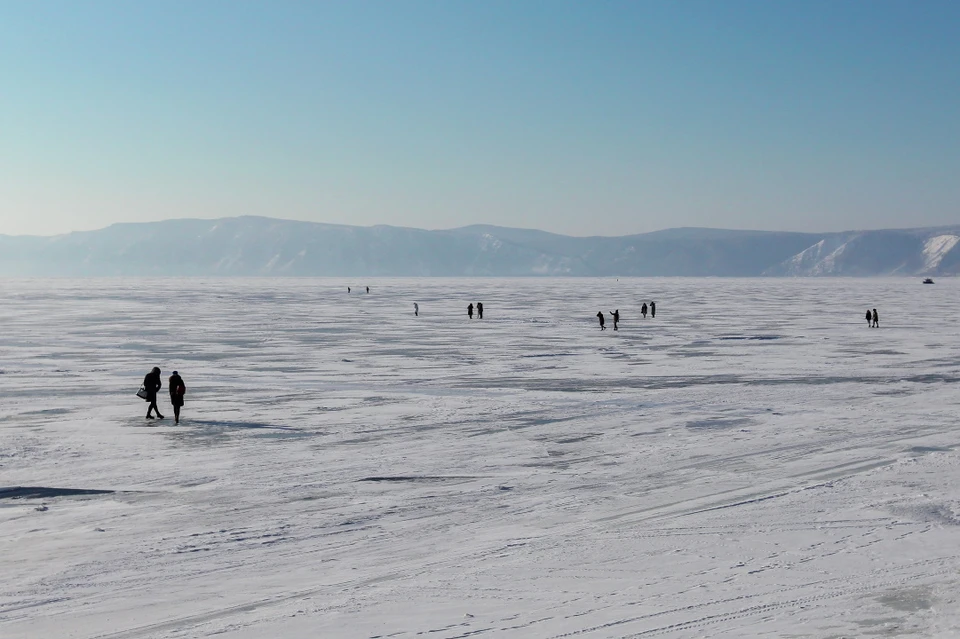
[767,228,960,276]
[2,277,960,638]
[922,234,960,273]
[768,235,852,276]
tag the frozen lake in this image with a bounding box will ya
[2,277,960,638]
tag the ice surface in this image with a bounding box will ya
[2,277,960,638]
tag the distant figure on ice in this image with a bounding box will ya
[866,309,872,327]
[610,309,619,330]
[366,286,370,294]
[477,302,483,319]
[468,303,474,319]
[641,303,647,318]
[414,302,419,316]
[169,371,186,425]
[872,308,879,328]
[143,367,163,420]
[650,301,656,318]
[597,311,605,330]
[347,287,351,293]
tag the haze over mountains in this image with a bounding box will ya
[1,216,958,277]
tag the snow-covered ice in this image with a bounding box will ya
[2,277,960,638]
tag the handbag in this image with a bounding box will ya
[136,385,149,400]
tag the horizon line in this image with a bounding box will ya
[4,214,959,240]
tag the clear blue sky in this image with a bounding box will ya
[2,1,958,236]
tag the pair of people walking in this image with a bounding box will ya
[598,310,619,330]
[140,367,186,424]
[468,302,483,319]
[866,308,879,328]
[641,301,656,318]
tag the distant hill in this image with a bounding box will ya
[1,216,958,276]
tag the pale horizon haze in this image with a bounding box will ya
[2,1,959,237]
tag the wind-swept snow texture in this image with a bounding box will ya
[2,278,960,638]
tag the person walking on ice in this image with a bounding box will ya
[169,371,186,425]
[650,301,656,318]
[414,302,419,316]
[597,311,605,330]
[143,367,163,420]
[872,308,879,328]
[641,303,647,318]
[610,309,619,330]
[477,302,483,319]
[468,303,474,319]
[866,309,872,327]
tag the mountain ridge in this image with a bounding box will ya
[1,216,958,276]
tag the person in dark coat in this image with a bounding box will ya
[144,367,163,419]
[366,286,369,293]
[650,301,656,318]
[414,302,419,316]
[872,308,879,328]
[468,303,474,319]
[610,309,619,330]
[477,302,483,319]
[169,371,186,425]
[866,309,872,327]
[641,303,647,318]
[597,311,605,330]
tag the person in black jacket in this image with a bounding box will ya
[610,309,619,330]
[650,301,656,318]
[597,311,605,330]
[468,303,474,319]
[144,367,163,419]
[477,302,483,319]
[169,371,186,424]
[872,308,879,328]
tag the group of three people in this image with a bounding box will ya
[142,367,186,424]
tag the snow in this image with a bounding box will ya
[776,237,851,276]
[478,234,503,252]
[922,235,960,272]
[2,277,960,638]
